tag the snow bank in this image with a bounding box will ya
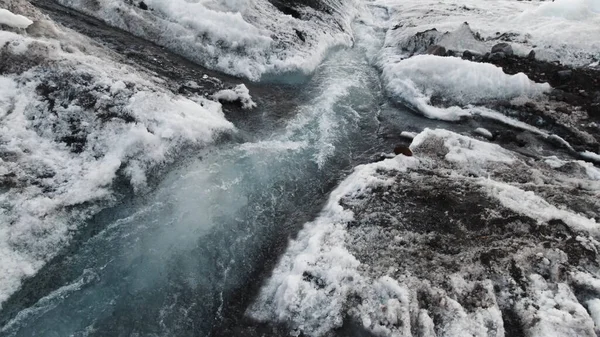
[248,155,419,336]
[0,8,32,28]
[212,84,256,109]
[55,0,358,80]
[0,22,234,305]
[249,128,600,336]
[382,55,549,120]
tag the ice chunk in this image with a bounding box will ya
[212,84,256,109]
[474,127,493,139]
[0,8,32,28]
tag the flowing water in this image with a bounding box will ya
[0,3,487,336]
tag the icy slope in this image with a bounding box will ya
[381,0,600,67]
[0,5,234,307]
[249,128,600,337]
[54,0,358,80]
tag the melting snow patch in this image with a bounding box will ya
[248,155,419,336]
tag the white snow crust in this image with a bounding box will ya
[382,55,550,121]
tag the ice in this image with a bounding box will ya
[0,8,32,28]
[55,0,358,80]
[400,131,418,140]
[480,180,598,234]
[212,84,256,109]
[382,55,550,120]
[0,15,234,306]
[411,128,515,170]
[516,274,596,337]
[581,150,600,163]
[474,127,493,139]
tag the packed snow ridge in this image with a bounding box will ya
[0,4,236,307]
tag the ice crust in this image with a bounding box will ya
[55,0,358,80]
[382,55,550,120]
[0,14,234,306]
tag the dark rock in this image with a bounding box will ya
[294,29,306,42]
[425,45,446,56]
[394,146,413,157]
[527,50,536,60]
[557,70,572,81]
[138,1,148,10]
[403,28,441,54]
[491,43,513,56]
[446,50,456,57]
[489,52,506,62]
[462,50,481,61]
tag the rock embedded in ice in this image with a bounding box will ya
[491,42,514,56]
[425,44,446,56]
[394,145,413,157]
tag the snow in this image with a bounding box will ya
[411,128,514,171]
[212,84,256,109]
[248,155,419,336]
[400,131,418,140]
[382,55,549,121]
[480,180,599,234]
[0,21,234,306]
[0,8,32,28]
[55,0,358,80]
[250,127,600,336]
[581,150,600,163]
[474,127,493,139]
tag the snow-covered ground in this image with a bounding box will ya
[2,0,600,335]
[249,128,600,337]
[0,4,236,307]
[248,1,600,336]
[54,0,358,80]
